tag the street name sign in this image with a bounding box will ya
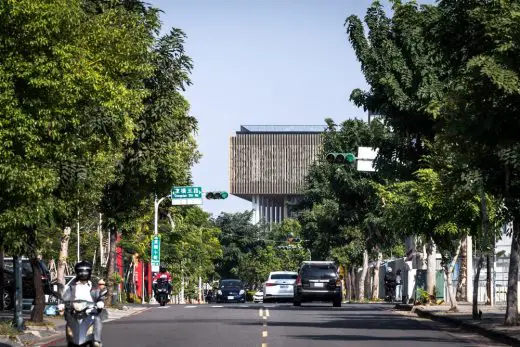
[171,186,203,205]
[151,236,161,272]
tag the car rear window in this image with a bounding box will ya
[301,265,337,279]
[271,274,297,280]
[220,280,242,288]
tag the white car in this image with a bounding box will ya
[263,271,298,303]
[253,290,263,303]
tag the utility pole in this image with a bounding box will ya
[77,208,80,263]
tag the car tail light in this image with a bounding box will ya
[296,275,302,286]
[265,282,276,287]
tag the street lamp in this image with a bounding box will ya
[149,193,171,305]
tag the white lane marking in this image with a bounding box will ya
[262,330,268,337]
[259,308,264,317]
[184,305,197,308]
[211,305,224,308]
[265,309,270,317]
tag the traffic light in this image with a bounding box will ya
[205,191,229,200]
[325,152,356,164]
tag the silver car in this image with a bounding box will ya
[263,271,298,303]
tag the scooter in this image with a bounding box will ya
[154,279,169,306]
[63,299,100,347]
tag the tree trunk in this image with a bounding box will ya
[486,255,492,305]
[445,239,462,312]
[456,237,467,301]
[350,267,357,301]
[105,226,118,306]
[505,219,520,325]
[30,257,45,322]
[372,251,382,300]
[426,239,437,295]
[347,270,352,302]
[473,255,484,319]
[358,250,369,301]
[98,213,103,270]
[57,226,71,286]
[0,245,4,311]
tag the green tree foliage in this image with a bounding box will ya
[298,118,401,263]
[161,206,221,294]
[432,0,520,324]
[213,211,263,279]
[0,0,158,321]
[345,0,443,179]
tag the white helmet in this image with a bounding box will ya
[387,267,392,272]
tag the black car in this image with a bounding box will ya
[216,279,246,303]
[2,258,52,310]
[293,261,342,307]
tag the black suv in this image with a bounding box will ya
[293,261,342,307]
[2,258,52,310]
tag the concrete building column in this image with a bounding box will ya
[252,195,260,224]
[259,197,264,223]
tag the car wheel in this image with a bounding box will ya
[293,300,301,307]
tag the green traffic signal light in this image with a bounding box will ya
[205,191,229,200]
[325,152,356,164]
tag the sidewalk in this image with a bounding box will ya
[0,304,150,347]
[395,302,520,346]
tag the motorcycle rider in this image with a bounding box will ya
[153,264,173,298]
[384,266,397,301]
[58,261,107,347]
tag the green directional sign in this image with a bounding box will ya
[151,236,161,272]
[171,186,203,206]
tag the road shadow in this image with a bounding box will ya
[286,334,466,344]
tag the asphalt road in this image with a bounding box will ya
[45,303,511,347]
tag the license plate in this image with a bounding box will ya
[227,296,234,300]
[313,282,324,288]
[280,285,288,289]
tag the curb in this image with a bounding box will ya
[413,308,520,346]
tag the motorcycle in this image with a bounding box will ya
[154,279,169,306]
[384,282,396,302]
[63,299,100,347]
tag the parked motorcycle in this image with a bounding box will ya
[154,278,169,306]
[63,299,100,347]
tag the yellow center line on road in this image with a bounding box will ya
[260,306,270,347]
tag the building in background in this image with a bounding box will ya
[229,125,324,224]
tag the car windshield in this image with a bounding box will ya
[220,280,242,288]
[302,265,337,279]
[271,274,297,280]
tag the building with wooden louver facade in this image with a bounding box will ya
[229,125,324,224]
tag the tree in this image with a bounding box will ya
[100,25,199,302]
[161,206,221,302]
[433,0,520,324]
[0,0,157,321]
[345,0,443,181]
[213,211,262,279]
[297,118,402,300]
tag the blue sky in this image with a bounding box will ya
[147,0,388,217]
